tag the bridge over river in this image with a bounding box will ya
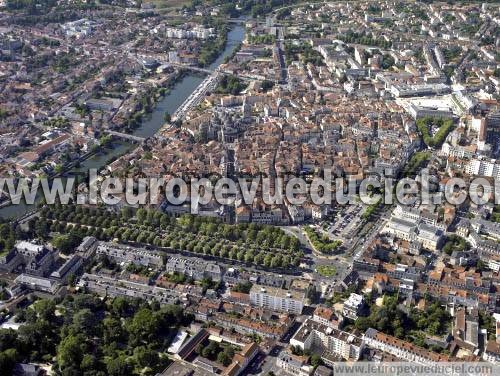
[105,130,146,143]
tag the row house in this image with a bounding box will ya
[364,328,450,365]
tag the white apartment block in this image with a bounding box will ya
[434,46,445,68]
[166,27,215,40]
[486,257,500,273]
[15,241,46,258]
[249,284,304,314]
[342,293,364,320]
[466,158,500,180]
[290,319,364,361]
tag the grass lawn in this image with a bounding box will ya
[150,0,190,10]
[404,151,431,177]
[316,265,337,277]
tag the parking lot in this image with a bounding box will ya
[319,204,366,248]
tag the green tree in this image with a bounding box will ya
[52,233,82,254]
[34,299,56,322]
[106,355,132,376]
[56,334,86,371]
[71,309,97,337]
[80,353,98,373]
[310,353,322,367]
[133,346,158,368]
[0,348,17,375]
[126,308,159,347]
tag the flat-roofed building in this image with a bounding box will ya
[290,319,364,362]
[96,242,163,267]
[342,293,364,320]
[249,284,305,314]
[166,256,223,282]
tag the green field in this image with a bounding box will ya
[149,0,191,9]
[316,265,337,277]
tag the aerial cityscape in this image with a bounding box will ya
[0,0,499,375]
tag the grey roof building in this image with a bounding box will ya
[166,256,223,282]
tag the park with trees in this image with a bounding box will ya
[215,75,247,95]
[34,205,303,270]
[304,226,342,254]
[403,151,431,177]
[416,116,455,148]
[0,221,18,256]
[195,340,236,367]
[0,294,192,375]
[354,294,452,353]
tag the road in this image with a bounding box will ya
[244,320,303,375]
[275,26,288,84]
[245,351,277,375]
[279,225,354,283]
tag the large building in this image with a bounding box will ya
[471,219,500,241]
[290,319,364,362]
[466,158,500,180]
[342,293,364,320]
[0,241,58,277]
[14,274,59,294]
[390,82,450,97]
[249,284,305,314]
[165,26,214,40]
[384,216,444,251]
[96,242,163,267]
[166,256,223,282]
[78,273,181,304]
[50,254,82,283]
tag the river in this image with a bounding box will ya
[0,22,245,220]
